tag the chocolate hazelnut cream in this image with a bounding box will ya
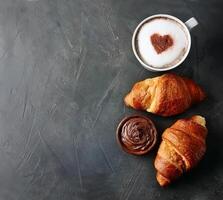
[116,115,157,155]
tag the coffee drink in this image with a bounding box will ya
[135,17,189,68]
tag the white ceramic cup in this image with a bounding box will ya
[132,14,198,72]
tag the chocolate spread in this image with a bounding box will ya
[116,115,157,155]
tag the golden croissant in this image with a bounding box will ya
[154,115,208,186]
[124,73,206,116]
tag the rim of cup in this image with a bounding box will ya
[132,14,191,72]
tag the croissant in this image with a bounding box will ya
[154,115,208,186]
[124,73,206,116]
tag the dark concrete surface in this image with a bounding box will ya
[0,0,223,199]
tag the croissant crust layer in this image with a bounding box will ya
[154,115,208,186]
[124,74,206,116]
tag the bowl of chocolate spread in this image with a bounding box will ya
[116,115,157,155]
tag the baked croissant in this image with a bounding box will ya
[154,115,208,186]
[124,74,206,116]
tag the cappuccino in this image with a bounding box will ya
[135,17,189,68]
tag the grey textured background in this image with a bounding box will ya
[0,0,222,199]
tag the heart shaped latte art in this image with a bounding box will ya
[150,33,173,54]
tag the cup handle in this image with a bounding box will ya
[185,17,198,31]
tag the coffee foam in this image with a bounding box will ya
[136,17,189,68]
